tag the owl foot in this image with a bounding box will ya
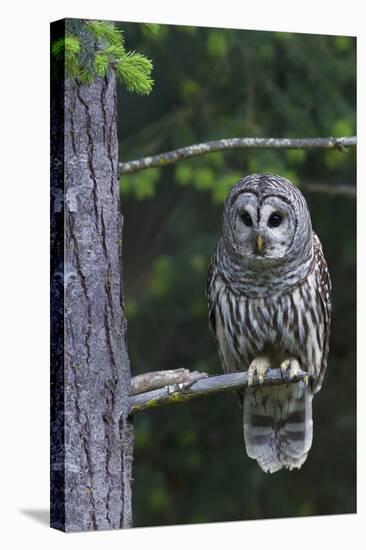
[280,357,307,385]
[248,356,271,386]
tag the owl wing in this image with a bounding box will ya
[206,252,218,339]
[313,232,332,393]
[206,250,239,375]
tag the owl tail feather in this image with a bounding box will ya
[243,383,313,474]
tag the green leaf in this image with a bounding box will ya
[149,487,170,512]
[125,299,138,319]
[331,119,354,137]
[52,35,80,59]
[334,36,352,52]
[79,65,94,84]
[135,179,155,199]
[190,297,207,318]
[275,31,293,42]
[52,22,155,96]
[281,170,299,184]
[190,254,206,273]
[116,51,154,95]
[207,151,225,168]
[324,149,348,169]
[142,23,161,36]
[103,44,126,60]
[94,52,109,76]
[207,30,228,58]
[120,168,160,199]
[179,25,197,35]
[285,149,306,165]
[175,163,192,185]
[134,425,150,449]
[181,79,200,100]
[186,450,202,469]
[86,20,125,47]
[179,429,197,446]
[212,172,242,203]
[52,36,81,79]
[150,256,174,299]
[194,167,214,190]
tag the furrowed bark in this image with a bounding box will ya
[50,18,133,532]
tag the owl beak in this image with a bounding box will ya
[256,234,264,254]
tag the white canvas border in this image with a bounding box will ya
[0,1,362,548]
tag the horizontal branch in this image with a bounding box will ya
[119,136,356,174]
[129,367,307,414]
[130,368,208,395]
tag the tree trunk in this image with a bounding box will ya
[50,19,133,532]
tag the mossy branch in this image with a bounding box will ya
[130,368,208,395]
[129,368,308,414]
[118,136,357,175]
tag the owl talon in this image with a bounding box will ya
[248,356,271,387]
[280,357,302,383]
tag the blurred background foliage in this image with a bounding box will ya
[115,22,356,527]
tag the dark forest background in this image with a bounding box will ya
[116,23,356,527]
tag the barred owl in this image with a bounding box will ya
[207,174,331,473]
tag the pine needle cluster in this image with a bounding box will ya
[51,20,154,95]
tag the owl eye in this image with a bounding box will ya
[241,211,253,227]
[268,212,283,228]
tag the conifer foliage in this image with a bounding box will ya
[52,20,154,95]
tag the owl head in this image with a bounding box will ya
[222,174,313,264]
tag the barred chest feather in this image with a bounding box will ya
[211,268,324,380]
